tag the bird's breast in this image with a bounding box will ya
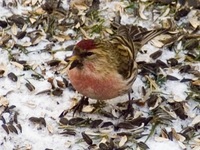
[67,62,130,100]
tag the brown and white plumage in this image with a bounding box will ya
[66,24,168,100]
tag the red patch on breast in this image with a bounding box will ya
[76,39,96,51]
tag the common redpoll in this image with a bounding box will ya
[66,24,168,100]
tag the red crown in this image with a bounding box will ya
[76,39,96,50]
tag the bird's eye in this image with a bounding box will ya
[80,52,94,58]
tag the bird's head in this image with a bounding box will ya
[66,39,98,70]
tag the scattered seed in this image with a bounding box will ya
[169,102,188,120]
[36,89,51,95]
[179,65,192,73]
[16,31,26,39]
[117,122,135,129]
[16,124,22,133]
[150,50,163,59]
[167,58,178,67]
[59,118,68,125]
[0,20,7,28]
[13,112,19,124]
[60,130,76,136]
[101,122,114,128]
[47,60,61,66]
[7,124,18,134]
[25,80,35,91]
[147,94,158,108]
[7,72,18,82]
[68,117,86,126]
[52,88,63,96]
[82,132,93,145]
[137,141,149,150]
[180,78,192,82]
[166,75,179,81]
[90,119,103,128]
[99,142,109,150]
[29,117,46,127]
[174,8,190,21]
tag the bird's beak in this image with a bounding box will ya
[65,55,83,70]
[65,55,79,62]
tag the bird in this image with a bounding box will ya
[66,24,168,104]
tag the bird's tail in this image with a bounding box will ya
[114,23,169,46]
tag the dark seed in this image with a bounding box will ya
[5,105,16,112]
[137,142,149,150]
[52,88,63,96]
[0,70,5,77]
[29,117,46,127]
[59,118,68,125]
[8,15,25,28]
[117,122,135,129]
[174,8,190,21]
[7,124,18,134]
[64,45,75,52]
[16,60,27,64]
[169,102,188,120]
[7,72,18,82]
[99,110,116,118]
[90,119,103,128]
[60,130,76,136]
[101,122,114,128]
[180,78,193,82]
[82,132,93,145]
[141,86,146,96]
[13,112,19,124]
[117,132,132,136]
[25,81,35,91]
[156,60,168,68]
[36,89,51,95]
[147,94,158,108]
[2,124,9,134]
[167,58,178,67]
[59,110,68,118]
[99,143,108,150]
[166,75,179,81]
[0,20,7,28]
[16,124,22,133]
[184,39,199,50]
[46,60,61,66]
[129,117,152,126]
[68,117,85,126]
[16,31,26,39]
[1,116,6,124]
[179,65,191,73]
[150,50,162,60]
[29,117,41,123]
[31,73,44,80]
